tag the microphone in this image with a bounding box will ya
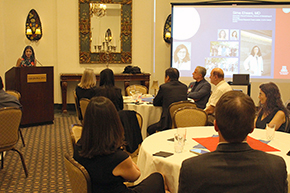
[35,59,43,66]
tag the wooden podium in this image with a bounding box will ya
[5,67,54,125]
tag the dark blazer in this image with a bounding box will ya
[179,143,288,193]
[94,86,123,111]
[153,80,187,131]
[187,79,211,109]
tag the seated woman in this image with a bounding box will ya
[255,82,289,132]
[75,68,97,102]
[73,96,170,193]
[94,68,123,111]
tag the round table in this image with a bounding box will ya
[136,126,290,193]
[124,103,162,139]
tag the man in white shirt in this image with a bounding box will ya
[204,68,232,125]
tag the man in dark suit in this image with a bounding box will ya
[179,91,288,193]
[147,68,187,135]
[0,76,22,109]
[187,66,211,109]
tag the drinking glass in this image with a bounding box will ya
[174,133,185,153]
[266,124,275,141]
[177,128,187,142]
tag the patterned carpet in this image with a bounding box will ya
[0,112,80,193]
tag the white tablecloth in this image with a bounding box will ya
[136,126,290,193]
[124,103,162,139]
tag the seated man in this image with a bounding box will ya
[204,68,231,125]
[147,68,187,135]
[187,66,211,109]
[179,91,288,193]
[0,76,22,109]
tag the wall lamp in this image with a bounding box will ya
[25,9,42,41]
[163,14,171,44]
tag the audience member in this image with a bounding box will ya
[255,82,289,132]
[0,76,22,109]
[94,68,123,111]
[204,68,232,125]
[16,45,37,67]
[179,91,288,193]
[74,96,170,193]
[147,68,187,135]
[187,66,211,109]
[75,68,97,102]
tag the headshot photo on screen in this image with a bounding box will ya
[230,30,239,40]
[172,43,191,71]
[218,29,228,40]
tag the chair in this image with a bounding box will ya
[6,90,25,147]
[6,90,21,100]
[0,107,28,177]
[64,153,91,193]
[73,90,83,122]
[126,85,148,96]
[79,98,90,121]
[173,106,208,128]
[70,124,83,148]
[135,112,143,129]
[168,100,197,128]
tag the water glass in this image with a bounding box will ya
[266,124,275,141]
[174,133,185,153]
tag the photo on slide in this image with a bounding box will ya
[239,30,272,77]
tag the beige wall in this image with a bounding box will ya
[1,0,289,106]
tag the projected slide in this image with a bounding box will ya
[171,5,290,79]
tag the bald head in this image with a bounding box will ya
[210,68,224,85]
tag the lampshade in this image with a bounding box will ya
[35,28,41,35]
[26,29,32,35]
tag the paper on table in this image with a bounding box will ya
[192,136,280,152]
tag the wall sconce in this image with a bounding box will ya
[25,9,43,41]
[163,14,171,44]
[151,80,159,96]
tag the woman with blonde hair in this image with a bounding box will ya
[75,68,97,102]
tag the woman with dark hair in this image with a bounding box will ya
[218,29,227,40]
[94,68,123,111]
[74,96,169,193]
[255,82,288,132]
[243,45,263,76]
[75,68,97,102]
[172,44,191,71]
[16,46,37,67]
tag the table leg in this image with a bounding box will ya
[61,81,68,113]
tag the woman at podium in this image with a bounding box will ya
[16,46,37,67]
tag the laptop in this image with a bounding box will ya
[232,74,250,85]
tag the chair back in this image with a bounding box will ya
[64,153,91,193]
[79,98,90,120]
[126,85,148,96]
[6,90,21,100]
[0,107,22,150]
[173,106,207,128]
[169,101,197,128]
[70,124,83,148]
[135,112,143,129]
[73,91,83,121]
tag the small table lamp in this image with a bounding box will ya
[151,81,159,96]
